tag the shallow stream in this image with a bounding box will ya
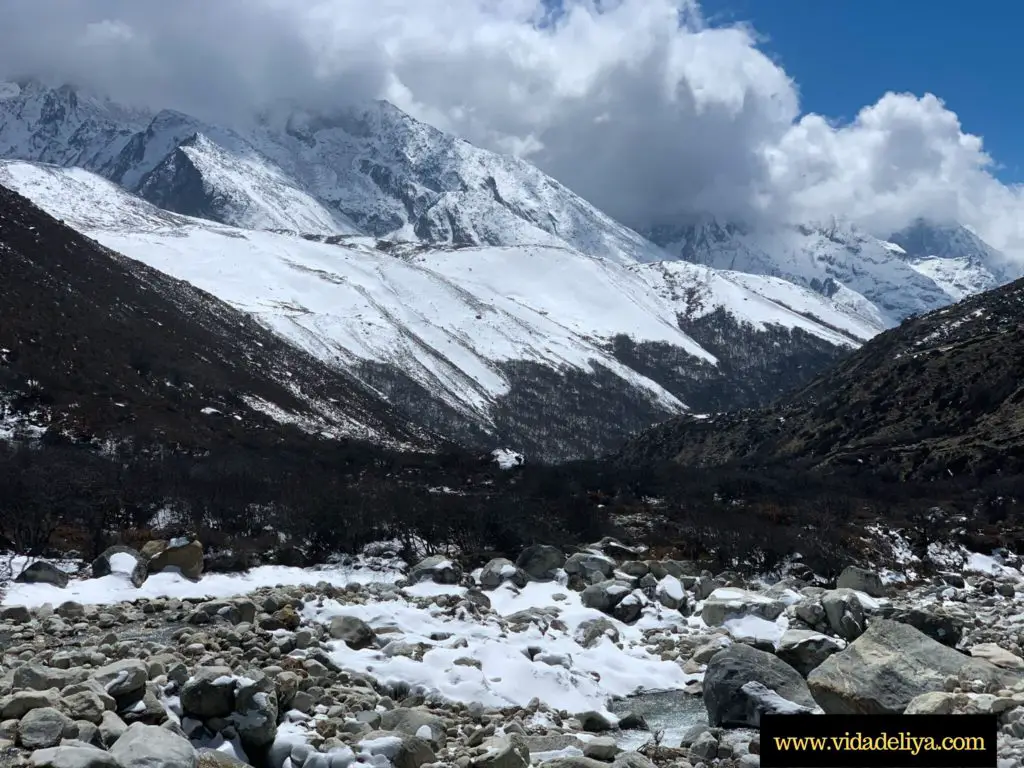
[609,689,708,750]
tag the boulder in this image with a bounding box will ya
[581,580,632,614]
[471,737,530,768]
[62,691,106,725]
[147,539,204,581]
[180,667,236,719]
[379,708,447,748]
[820,589,865,640]
[654,576,687,611]
[18,707,73,749]
[515,545,565,581]
[479,558,528,590]
[775,630,843,677]
[110,723,197,768]
[563,553,615,583]
[14,561,69,589]
[703,643,816,727]
[230,670,278,750]
[573,618,620,649]
[89,660,149,699]
[583,736,621,761]
[576,711,615,733]
[969,643,1024,670]
[836,566,887,597]
[328,615,377,650]
[700,588,785,627]
[357,730,436,768]
[14,665,87,692]
[611,590,646,624]
[29,745,121,768]
[409,555,462,585]
[90,546,147,588]
[807,619,1023,714]
[877,605,964,647]
[0,690,63,720]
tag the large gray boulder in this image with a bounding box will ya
[775,629,843,677]
[180,667,236,719]
[91,546,147,588]
[563,553,615,583]
[146,539,204,581]
[110,723,197,768]
[89,660,149,699]
[379,707,448,748]
[703,643,816,727]
[479,558,528,590]
[836,566,887,597]
[29,745,121,768]
[18,707,73,749]
[515,545,565,581]
[877,605,965,647]
[328,615,377,650]
[409,555,462,585]
[357,730,436,768]
[580,580,633,614]
[700,588,785,627]
[820,589,866,640]
[14,561,69,589]
[229,670,278,751]
[807,619,1023,714]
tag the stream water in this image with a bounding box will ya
[609,690,708,750]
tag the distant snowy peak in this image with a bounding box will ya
[885,218,1019,302]
[648,217,1015,326]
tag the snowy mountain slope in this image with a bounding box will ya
[1,160,881,458]
[0,81,666,265]
[135,133,362,235]
[650,219,962,325]
[0,180,432,451]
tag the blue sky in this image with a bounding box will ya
[700,0,1022,182]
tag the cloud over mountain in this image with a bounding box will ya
[3,0,1024,257]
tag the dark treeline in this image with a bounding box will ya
[4,429,1024,578]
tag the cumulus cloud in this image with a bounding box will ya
[2,0,1024,256]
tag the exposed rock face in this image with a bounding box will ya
[808,619,1023,714]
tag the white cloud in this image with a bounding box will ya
[2,0,1024,256]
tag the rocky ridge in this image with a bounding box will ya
[3,538,1024,767]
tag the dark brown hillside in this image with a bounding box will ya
[618,276,1024,482]
[0,183,432,450]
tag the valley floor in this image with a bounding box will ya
[3,535,1024,768]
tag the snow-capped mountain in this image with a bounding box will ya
[647,217,1017,325]
[0,79,666,265]
[886,218,1020,302]
[0,159,882,459]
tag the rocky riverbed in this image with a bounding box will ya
[2,536,1024,767]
